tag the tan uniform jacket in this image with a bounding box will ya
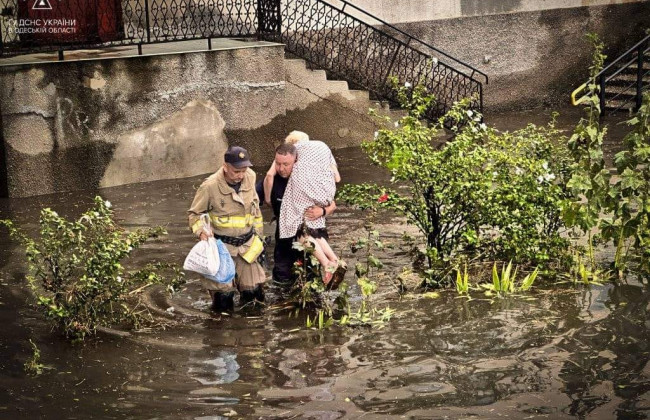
[188,168,263,257]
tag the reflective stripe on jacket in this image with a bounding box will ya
[187,168,263,255]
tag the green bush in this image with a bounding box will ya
[562,34,650,278]
[0,196,184,340]
[604,92,650,274]
[338,78,574,282]
[561,34,611,274]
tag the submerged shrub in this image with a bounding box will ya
[561,34,611,275]
[606,92,650,275]
[0,197,185,340]
[338,78,574,281]
[563,34,650,278]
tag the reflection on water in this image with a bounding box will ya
[188,351,240,385]
[1,123,649,418]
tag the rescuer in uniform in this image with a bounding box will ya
[187,146,265,312]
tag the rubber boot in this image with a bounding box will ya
[240,285,265,305]
[253,285,265,303]
[239,289,256,305]
[211,291,235,313]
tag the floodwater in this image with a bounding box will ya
[1,109,649,419]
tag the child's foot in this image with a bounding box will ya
[326,261,347,291]
[323,263,337,286]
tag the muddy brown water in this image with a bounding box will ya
[1,109,649,419]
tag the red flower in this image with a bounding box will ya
[295,260,303,267]
[378,193,389,203]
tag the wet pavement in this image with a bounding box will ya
[0,108,648,419]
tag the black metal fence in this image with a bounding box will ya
[598,33,649,114]
[0,0,281,55]
[266,0,486,120]
[0,0,484,119]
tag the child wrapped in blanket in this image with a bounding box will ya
[263,131,346,288]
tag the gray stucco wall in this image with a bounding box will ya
[393,2,650,111]
[337,0,648,23]
[0,44,287,197]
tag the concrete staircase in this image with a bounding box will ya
[284,58,405,127]
[282,57,407,148]
[604,54,650,113]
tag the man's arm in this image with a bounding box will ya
[304,200,336,221]
[263,162,276,206]
[255,180,265,206]
[188,184,210,240]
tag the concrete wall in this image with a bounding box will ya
[391,2,650,111]
[283,59,383,149]
[333,0,649,23]
[0,111,7,197]
[0,44,287,197]
[280,0,648,111]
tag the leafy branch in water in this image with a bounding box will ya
[24,339,46,376]
[562,33,610,277]
[0,197,185,341]
[291,228,394,330]
[563,34,650,279]
[606,92,650,275]
[341,208,395,328]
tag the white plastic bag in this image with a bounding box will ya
[203,239,236,284]
[183,214,220,276]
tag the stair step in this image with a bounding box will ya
[327,80,350,91]
[605,84,644,95]
[605,91,636,101]
[608,72,642,82]
[283,58,406,122]
[604,100,636,113]
[372,101,391,111]
[284,58,307,71]
[620,64,650,75]
[285,59,328,81]
[348,89,370,101]
[607,78,637,88]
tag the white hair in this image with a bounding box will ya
[285,130,309,145]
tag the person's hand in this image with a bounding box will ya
[199,231,209,241]
[265,198,272,207]
[304,205,326,221]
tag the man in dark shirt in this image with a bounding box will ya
[256,143,336,287]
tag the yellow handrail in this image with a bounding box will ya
[571,82,589,106]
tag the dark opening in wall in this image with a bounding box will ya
[0,110,8,198]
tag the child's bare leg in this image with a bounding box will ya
[299,235,337,282]
[314,237,337,264]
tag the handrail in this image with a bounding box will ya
[604,54,642,82]
[595,33,650,79]
[271,0,485,121]
[572,32,649,113]
[320,1,482,86]
[329,0,488,85]
[570,82,589,106]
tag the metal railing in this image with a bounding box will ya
[0,0,485,120]
[262,0,486,119]
[0,0,281,56]
[572,33,649,114]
